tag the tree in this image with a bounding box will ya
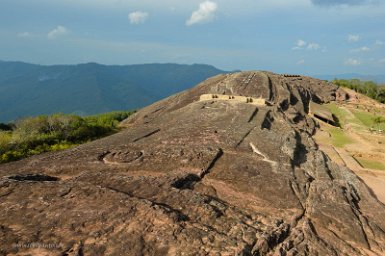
[363,81,377,99]
[376,86,385,103]
[333,79,384,103]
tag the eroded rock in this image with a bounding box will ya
[0,71,384,255]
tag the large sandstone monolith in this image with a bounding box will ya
[1,71,384,255]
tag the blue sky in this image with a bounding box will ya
[1,0,385,75]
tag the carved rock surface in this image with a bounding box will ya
[1,71,385,255]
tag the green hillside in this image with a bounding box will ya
[0,61,227,122]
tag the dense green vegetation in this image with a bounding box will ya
[0,111,133,163]
[333,79,385,103]
[0,61,227,122]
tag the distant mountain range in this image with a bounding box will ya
[314,73,385,84]
[0,61,228,122]
[1,60,383,122]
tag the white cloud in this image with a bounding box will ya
[47,25,69,40]
[375,40,384,46]
[292,40,321,51]
[297,39,306,47]
[348,34,360,42]
[128,11,149,24]
[17,32,31,38]
[351,46,370,52]
[344,58,361,66]
[292,39,306,50]
[379,58,385,63]
[307,43,320,50]
[297,59,305,65]
[186,1,218,26]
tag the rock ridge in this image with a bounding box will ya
[1,71,384,255]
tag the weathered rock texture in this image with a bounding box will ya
[1,71,385,255]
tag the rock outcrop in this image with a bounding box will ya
[1,71,385,255]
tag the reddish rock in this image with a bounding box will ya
[1,71,384,255]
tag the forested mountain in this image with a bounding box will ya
[0,61,227,122]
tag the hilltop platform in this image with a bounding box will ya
[199,94,266,106]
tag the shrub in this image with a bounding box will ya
[0,110,133,164]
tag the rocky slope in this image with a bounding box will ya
[1,71,385,255]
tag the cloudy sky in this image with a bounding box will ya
[1,0,385,75]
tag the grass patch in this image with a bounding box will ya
[352,110,375,127]
[325,103,385,131]
[324,103,351,127]
[356,157,385,171]
[327,127,354,148]
[352,110,385,130]
[325,103,346,121]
